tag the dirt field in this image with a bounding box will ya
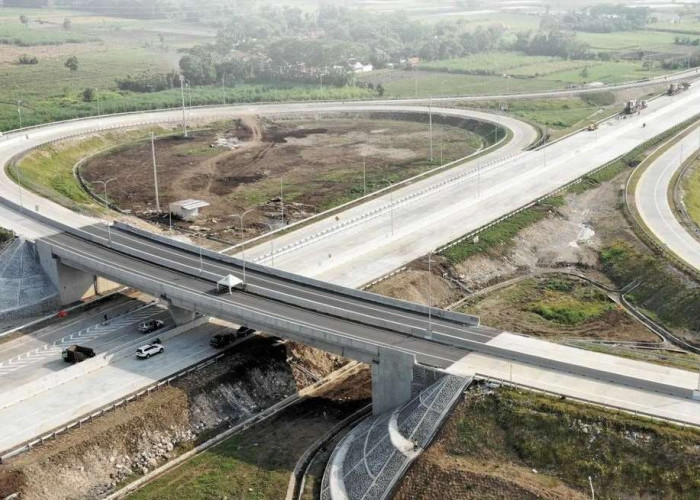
[81,115,484,241]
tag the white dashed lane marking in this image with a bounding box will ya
[0,305,159,376]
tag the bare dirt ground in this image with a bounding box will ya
[0,337,348,500]
[81,116,481,241]
[129,366,371,500]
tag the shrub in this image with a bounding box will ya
[17,54,38,65]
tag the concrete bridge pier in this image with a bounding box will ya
[371,347,415,415]
[36,240,117,305]
[166,301,197,325]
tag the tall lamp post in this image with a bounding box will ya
[259,222,275,268]
[92,177,116,210]
[427,250,434,338]
[230,208,255,286]
[381,179,394,236]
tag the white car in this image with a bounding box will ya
[135,342,164,359]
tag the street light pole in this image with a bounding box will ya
[93,177,116,210]
[427,250,433,337]
[362,156,367,196]
[429,97,433,162]
[198,232,203,273]
[230,208,255,286]
[179,75,188,138]
[260,222,275,268]
[151,132,161,213]
[382,179,394,236]
[280,178,285,224]
[96,88,100,116]
[17,100,22,130]
[222,75,226,105]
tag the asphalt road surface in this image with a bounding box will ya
[635,123,700,270]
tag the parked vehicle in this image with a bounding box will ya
[62,345,95,363]
[138,319,164,334]
[236,326,256,337]
[623,99,647,114]
[136,340,164,359]
[210,332,235,348]
[668,82,691,96]
[587,123,598,131]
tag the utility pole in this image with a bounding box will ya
[151,132,161,213]
[429,97,433,162]
[222,75,226,105]
[179,75,188,138]
[96,88,100,116]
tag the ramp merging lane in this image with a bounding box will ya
[635,123,700,270]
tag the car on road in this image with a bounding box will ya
[136,341,164,359]
[210,326,255,348]
[138,319,164,334]
[62,345,95,363]
[236,326,255,337]
[210,332,235,348]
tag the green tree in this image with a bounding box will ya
[19,15,29,28]
[65,56,79,72]
[82,88,95,102]
[580,67,589,79]
[63,17,72,30]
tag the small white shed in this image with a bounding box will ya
[169,199,210,222]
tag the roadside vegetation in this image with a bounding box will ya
[0,227,14,248]
[681,157,700,228]
[442,196,564,265]
[460,274,656,343]
[397,386,700,499]
[11,127,160,212]
[1,2,698,132]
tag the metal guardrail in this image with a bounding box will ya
[474,374,699,428]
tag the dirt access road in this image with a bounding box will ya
[81,115,485,241]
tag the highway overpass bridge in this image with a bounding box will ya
[1,95,700,422]
[6,200,694,415]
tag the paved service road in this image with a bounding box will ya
[636,123,700,270]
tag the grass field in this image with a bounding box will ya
[681,158,700,228]
[0,22,96,46]
[397,386,700,499]
[12,128,158,212]
[577,30,681,52]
